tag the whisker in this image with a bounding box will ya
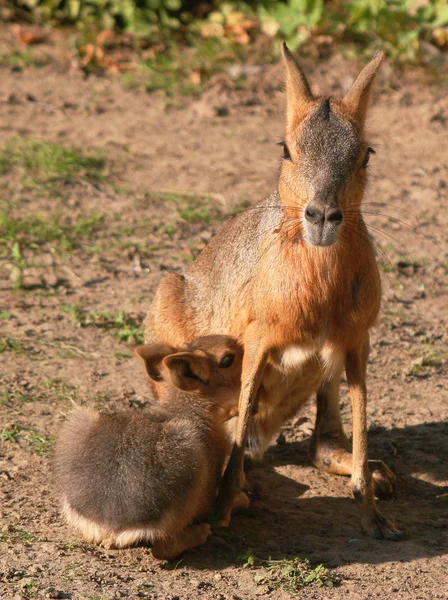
[206,207,301,273]
[229,204,302,218]
[361,202,422,224]
[256,221,302,270]
[344,209,444,255]
[343,216,403,273]
[206,193,421,290]
[339,222,403,287]
[358,222,415,264]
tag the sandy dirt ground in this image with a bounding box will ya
[0,26,447,600]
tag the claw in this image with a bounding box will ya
[369,460,397,500]
[362,509,404,541]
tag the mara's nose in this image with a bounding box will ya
[304,205,343,226]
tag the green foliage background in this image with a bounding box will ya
[6,0,448,60]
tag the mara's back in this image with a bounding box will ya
[185,192,282,333]
[55,405,217,528]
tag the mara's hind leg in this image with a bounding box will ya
[218,490,251,527]
[231,491,250,513]
[309,372,397,499]
[144,272,195,346]
[151,523,211,560]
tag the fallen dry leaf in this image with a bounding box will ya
[433,27,448,48]
[189,71,202,86]
[96,29,114,47]
[12,24,48,46]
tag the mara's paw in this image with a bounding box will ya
[232,491,250,514]
[151,523,212,560]
[369,460,397,499]
[194,523,212,546]
[308,430,352,475]
[101,537,115,550]
[362,508,404,541]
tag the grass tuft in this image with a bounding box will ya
[26,431,55,455]
[158,190,224,224]
[409,345,448,376]
[1,423,54,455]
[0,138,107,188]
[93,310,145,344]
[0,50,49,68]
[0,207,108,260]
[242,551,337,594]
[61,305,144,344]
[22,580,39,598]
[1,423,23,443]
[0,525,37,546]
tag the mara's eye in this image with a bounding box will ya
[362,147,375,168]
[278,141,292,162]
[219,354,235,368]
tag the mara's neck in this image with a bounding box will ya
[259,200,380,342]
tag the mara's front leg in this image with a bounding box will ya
[346,336,402,540]
[216,323,268,525]
[310,367,397,499]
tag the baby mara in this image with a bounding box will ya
[54,335,247,560]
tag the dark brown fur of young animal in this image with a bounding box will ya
[54,335,247,559]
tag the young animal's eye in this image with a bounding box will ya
[219,354,235,368]
[278,141,292,162]
[362,147,375,168]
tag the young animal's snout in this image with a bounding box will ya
[135,334,243,418]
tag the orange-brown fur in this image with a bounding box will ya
[146,46,401,539]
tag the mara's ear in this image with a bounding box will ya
[134,343,176,382]
[163,351,210,392]
[343,51,385,126]
[281,42,314,129]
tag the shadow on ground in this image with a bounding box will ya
[175,420,447,571]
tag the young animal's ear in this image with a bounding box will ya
[343,51,385,127]
[163,351,211,392]
[134,344,176,382]
[281,42,314,129]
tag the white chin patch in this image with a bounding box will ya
[303,223,339,247]
[306,234,337,248]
